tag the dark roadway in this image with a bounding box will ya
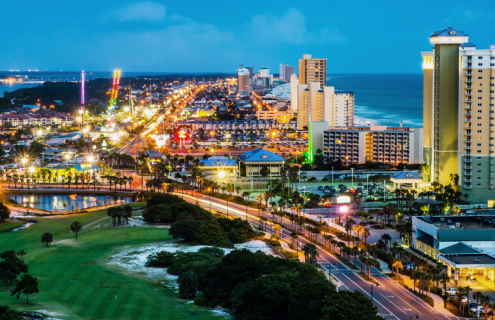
[173,190,461,320]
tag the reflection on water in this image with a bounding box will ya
[9,194,132,212]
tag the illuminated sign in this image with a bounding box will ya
[178,130,187,139]
[336,196,351,204]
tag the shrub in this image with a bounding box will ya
[169,220,205,241]
[195,220,227,245]
[198,247,225,258]
[146,193,184,207]
[145,251,176,267]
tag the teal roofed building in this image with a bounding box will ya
[239,148,285,177]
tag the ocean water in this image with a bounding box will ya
[327,74,423,127]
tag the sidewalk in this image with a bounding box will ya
[399,274,455,316]
[376,258,392,274]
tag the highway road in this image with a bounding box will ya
[120,113,165,157]
[172,190,460,320]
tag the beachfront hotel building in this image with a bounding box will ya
[298,54,327,87]
[422,27,495,204]
[308,123,423,166]
[296,83,354,130]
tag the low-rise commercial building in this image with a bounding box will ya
[0,112,74,127]
[413,215,495,284]
[173,119,296,132]
[239,148,285,177]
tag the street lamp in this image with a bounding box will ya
[339,205,348,225]
[207,187,212,211]
[350,167,354,189]
[21,157,28,167]
[29,166,35,189]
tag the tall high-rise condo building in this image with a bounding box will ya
[279,64,295,82]
[237,64,250,95]
[290,74,299,111]
[298,54,327,88]
[422,27,495,205]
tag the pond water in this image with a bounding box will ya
[9,194,133,212]
[12,220,37,232]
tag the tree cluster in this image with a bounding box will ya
[0,202,10,222]
[148,248,382,320]
[0,250,39,304]
[143,194,255,247]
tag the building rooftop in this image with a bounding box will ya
[391,171,422,180]
[199,156,237,167]
[145,150,164,158]
[442,254,495,266]
[440,242,480,255]
[419,215,495,231]
[239,148,285,163]
[431,27,468,37]
[459,42,476,48]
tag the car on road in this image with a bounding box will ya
[318,186,324,190]
[466,210,475,214]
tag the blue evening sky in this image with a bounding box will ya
[2,0,495,73]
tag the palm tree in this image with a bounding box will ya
[473,291,483,307]
[359,255,367,274]
[290,231,299,254]
[464,285,473,316]
[16,250,27,262]
[337,241,345,256]
[392,259,403,279]
[70,221,83,241]
[381,233,392,251]
[411,271,419,293]
[481,294,491,320]
[362,228,370,245]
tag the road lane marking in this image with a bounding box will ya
[375,274,454,319]
[340,273,399,320]
[379,293,407,314]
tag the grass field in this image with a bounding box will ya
[0,220,25,232]
[0,204,226,320]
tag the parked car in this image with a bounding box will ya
[466,210,475,214]
[445,288,458,296]
[318,186,324,190]
[470,305,489,313]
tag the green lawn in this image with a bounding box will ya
[0,220,25,232]
[0,204,224,320]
